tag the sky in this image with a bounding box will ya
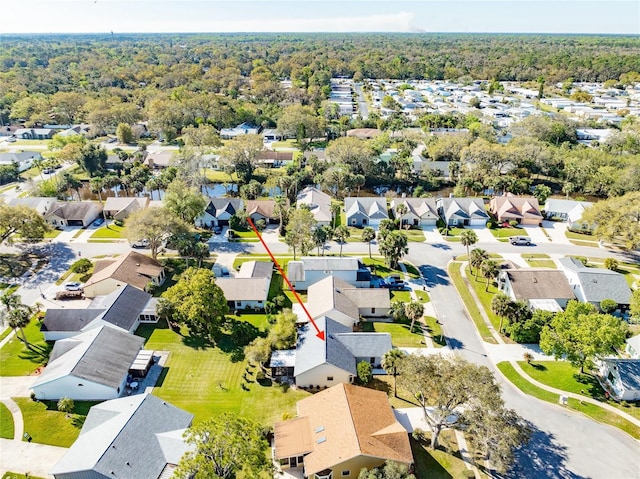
[3,0,639,35]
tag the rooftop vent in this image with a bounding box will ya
[317,436,326,444]
[315,426,325,433]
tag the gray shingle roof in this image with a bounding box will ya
[51,394,193,479]
[438,197,489,220]
[295,316,356,376]
[334,332,392,358]
[306,276,359,321]
[559,258,632,304]
[98,285,152,330]
[42,309,106,333]
[204,198,243,218]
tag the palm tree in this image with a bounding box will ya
[361,226,376,259]
[381,349,406,397]
[333,225,350,256]
[481,260,499,292]
[460,230,478,267]
[469,248,489,280]
[395,203,408,230]
[491,293,512,332]
[1,293,33,348]
[405,300,425,334]
[331,203,342,230]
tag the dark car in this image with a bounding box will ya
[213,226,222,235]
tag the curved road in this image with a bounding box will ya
[406,240,640,479]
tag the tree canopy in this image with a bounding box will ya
[580,191,640,249]
[0,203,50,245]
[124,207,187,259]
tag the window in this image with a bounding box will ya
[327,376,333,381]
[371,308,375,314]
[341,471,350,477]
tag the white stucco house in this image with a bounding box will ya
[600,359,640,402]
[32,326,144,401]
[215,260,273,310]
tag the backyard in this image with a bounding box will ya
[136,318,309,425]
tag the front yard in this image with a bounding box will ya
[90,224,125,239]
[0,317,52,376]
[136,318,309,425]
[521,253,556,269]
[489,225,523,239]
[363,318,426,348]
[0,402,14,439]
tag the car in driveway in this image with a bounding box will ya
[65,282,83,291]
[213,226,222,235]
[92,218,104,227]
[510,235,532,246]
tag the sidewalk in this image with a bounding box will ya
[0,438,67,477]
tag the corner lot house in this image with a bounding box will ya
[297,186,332,226]
[46,201,103,228]
[436,197,489,227]
[287,256,371,290]
[103,196,149,221]
[390,197,439,227]
[600,359,640,402]
[83,251,165,298]
[344,197,388,227]
[216,260,273,310]
[32,326,144,401]
[196,198,243,228]
[292,316,392,389]
[273,383,413,478]
[558,257,632,314]
[41,284,154,341]
[489,195,543,225]
[51,394,193,479]
[498,269,575,312]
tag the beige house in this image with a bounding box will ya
[274,383,413,478]
[83,251,165,298]
[489,195,543,225]
[46,201,103,228]
[103,197,149,221]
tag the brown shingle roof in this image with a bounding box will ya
[274,416,313,459]
[504,269,575,300]
[287,383,413,475]
[85,251,164,291]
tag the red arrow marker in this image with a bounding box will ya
[247,218,325,341]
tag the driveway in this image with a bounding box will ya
[421,225,442,243]
[0,438,67,477]
[0,376,34,399]
[520,224,550,244]
[542,220,572,245]
[468,225,496,243]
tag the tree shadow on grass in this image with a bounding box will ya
[19,342,53,365]
[492,421,587,479]
[574,372,605,399]
[531,363,547,371]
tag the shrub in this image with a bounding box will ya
[357,360,373,385]
[57,396,75,414]
[600,299,618,314]
[604,258,619,271]
[70,258,92,274]
[509,220,519,228]
[113,219,124,227]
[523,352,534,363]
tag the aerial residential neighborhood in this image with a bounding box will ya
[0,7,639,479]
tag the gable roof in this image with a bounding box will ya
[340,287,391,309]
[544,199,593,215]
[95,284,153,330]
[344,197,389,220]
[86,251,164,291]
[41,309,106,334]
[8,197,58,215]
[203,198,243,218]
[51,394,193,479]
[294,316,356,376]
[103,197,149,213]
[490,196,542,220]
[502,269,575,300]
[33,326,143,389]
[306,276,359,321]
[558,258,632,304]
[297,186,332,223]
[390,197,438,220]
[46,201,100,221]
[245,199,279,219]
[215,277,271,302]
[275,383,412,475]
[438,197,489,220]
[238,260,273,279]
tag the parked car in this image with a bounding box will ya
[92,218,104,227]
[221,267,230,277]
[213,226,222,235]
[510,236,532,246]
[131,239,150,248]
[6,136,16,143]
[64,281,82,291]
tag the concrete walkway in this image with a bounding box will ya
[0,438,67,477]
[1,398,24,440]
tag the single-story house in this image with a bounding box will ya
[626,336,640,360]
[45,201,103,228]
[287,257,371,290]
[293,316,392,389]
[215,260,273,310]
[558,257,632,314]
[103,197,149,221]
[415,160,459,180]
[83,251,165,298]
[51,394,193,479]
[273,383,413,478]
[9,196,58,216]
[544,199,593,225]
[390,198,439,227]
[346,128,382,140]
[600,359,640,402]
[245,199,282,224]
[41,284,154,341]
[436,197,489,227]
[489,195,543,225]
[32,326,144,401]
[195,198,243,228]
[344,197,388,228]
[497,269,575,312]
[144,150,174,169]
[262,128,284,141]
[14,128,55,140]
[296,186,332,226]
[220,122,261,140]
[299,276,390,327]
[258,150,294,167]
[0,151,42,172]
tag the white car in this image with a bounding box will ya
[510,236,532,246]
[64,282,82,291]
[131,239,150,248]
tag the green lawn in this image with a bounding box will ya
[0,402,14,439]
[497,362,640,439]
[90,224,125,239]
[390,290,412,303]
[448,263,496,344]
[3,473,46,479]
[270,139,298,149]
[490,226,522,238]
[423,316,446,348]
[205,170,238,183]
[136,319,309,425]
[0,318,52,376]
[233,255,295,271]
[414,290,430,302]
[412,433,482,479]
[44,229,62,239]
[565,230,596,241]
[521,253,556,268]
[517,361,640,420]
[366,319,426,348]
[402,262,421,279]
[14,398,96,447]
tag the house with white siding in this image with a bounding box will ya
[287,257,371,290]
